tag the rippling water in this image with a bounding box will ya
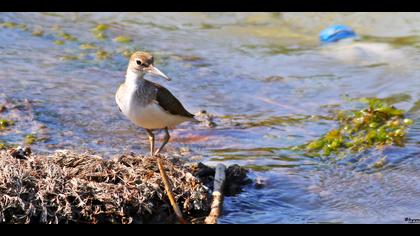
[1,12,420,223]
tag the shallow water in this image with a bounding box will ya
[1,12,420,223]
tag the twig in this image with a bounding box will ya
[156,156,187,224]
[204,163,226,224]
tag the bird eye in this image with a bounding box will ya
[136,60,142,66]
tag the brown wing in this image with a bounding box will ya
[153,83,195,118]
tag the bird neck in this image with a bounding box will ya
[125,70,144,88]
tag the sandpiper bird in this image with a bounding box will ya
[116,51,197,156]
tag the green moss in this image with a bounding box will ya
[43,12,61,17]
[363,35,420,47]
[302,97,414,158]
[93,31,106,40]
[0,141,11,150]
[91,24,109,40]
[0,119,14,129]
[113,35,132,43]
[408,100,420,114]
[54,40,65,46]
[403,118,414,125]
[201,23,216,29]
[96,50,111,60]
[24,134,38,145]
[93,24,109,32]
[391,36,420,46]
[57,32,77,41]
[1,21,17,28]
[79,43,97,50]
[0,21,28,31]
[59,55,79,61]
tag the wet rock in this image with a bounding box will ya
[7,146,31,160]
[195,110,217,128]
[255,176,268,189]
[190,162,215,188]
[224,164,252,196]
[188,162,252,196]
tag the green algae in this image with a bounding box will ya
[42,12,61,17]
[408,99,420,114]
[54,40,65,46]
[302,98,414,158]
[57,32,77,41]
[96,50,111,60]
[91,24,109,40]
[0,118,15,148]
[1,21,18,28]
[0,141,11,150]
[114,35,132,43]
[24,134,38,145]
[93,24,109,32]
[0,22,28,31]
[0,119,14,129]
[363,35,420,47]
[201,23,217,29]
[59,55,79,61]
[79,43,97,50]
[93,31,107,40]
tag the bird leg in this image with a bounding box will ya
[145,129,155,156]
[154,127,170,156]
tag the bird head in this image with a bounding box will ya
[127,51,171,81]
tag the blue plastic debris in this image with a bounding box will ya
[320,25,358,44]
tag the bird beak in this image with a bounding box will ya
[147,65,171,81]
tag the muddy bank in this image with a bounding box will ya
[0,149,250,224]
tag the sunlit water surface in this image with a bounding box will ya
[1,12,420,223]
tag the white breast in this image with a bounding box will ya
[116,83,190,129]
[129,100,190,129]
